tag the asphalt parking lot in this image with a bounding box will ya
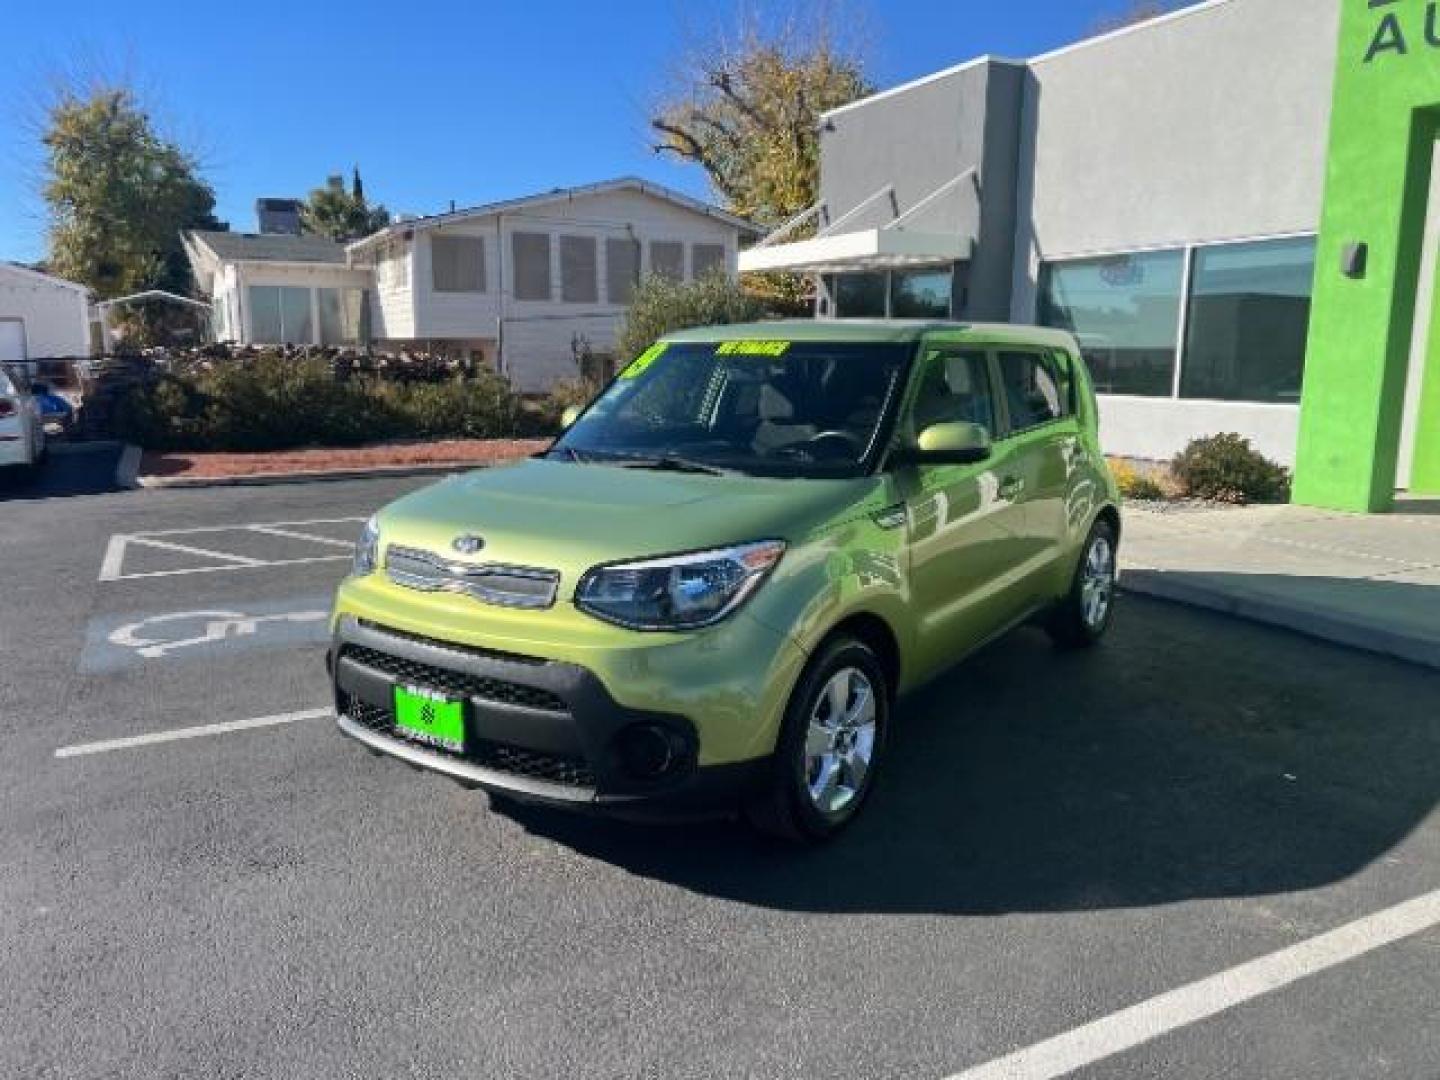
[3,470,1439,1079]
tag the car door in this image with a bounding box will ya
[991,347,1085,599]
[894,341,1035,682]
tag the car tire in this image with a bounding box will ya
[745,635,890,843]
[1047,517,1119,649]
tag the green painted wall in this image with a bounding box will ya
[1295,0,1440,510]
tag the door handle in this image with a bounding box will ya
[999,475,1026,500]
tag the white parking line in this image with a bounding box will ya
[945,887,1440,1080]
[99,517,364,582]
[54,708,332,758]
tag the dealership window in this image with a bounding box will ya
[248,285,313,344]
[431,235,485,293]
[832,272,888,318]
[605,238,640,304]
[318,288,365,345]
[560,235,599,303]
[891,269,953,318]
[1039,250,1185,397]
[691,243,726,279]
[1180,236,1316,404]
[512,232,552,301]
[649,241,685,281]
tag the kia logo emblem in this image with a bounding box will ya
[452,534,485,555]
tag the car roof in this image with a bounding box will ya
[661,319,1079,349]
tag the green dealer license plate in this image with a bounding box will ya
[393,685,465,752]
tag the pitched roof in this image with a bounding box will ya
[0,262,91,295]
[347,176,760,253]
[185,230,348,265]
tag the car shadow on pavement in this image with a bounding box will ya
[0,443,122,501]
[495,596,1440,915]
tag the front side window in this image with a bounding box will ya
[550,341,911,478]
[1039,250,1184,397]
[996,350,1068,432]
[1181,236,1316,403]
[907,349,994,440]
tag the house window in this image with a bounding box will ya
[1038,250,1185,397]
[605,238,640,304]
[891,268,953,318]
[318,288,365,345]
[649,241,684,280]
[432,235,485,293]
[833,273,887,318]
[691,243,726,279]
[1180,236,1316,404]
[560,235,599,303]
[248,285,313,344]
[513,232,552,301]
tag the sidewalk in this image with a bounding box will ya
[1120,498,1440,670]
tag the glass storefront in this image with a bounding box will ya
[829,266,955,319]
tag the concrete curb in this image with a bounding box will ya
[1120,566,1440,672]
[135,460,480,489]
[115,444,142,490]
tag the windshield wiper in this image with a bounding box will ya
[617,455,732,477]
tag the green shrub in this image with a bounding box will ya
[1171,433,1290,505]
[114,352,524,452]
[615,272,767,363]
[1109,459,1168,501]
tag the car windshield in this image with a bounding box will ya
[549,340,912,478]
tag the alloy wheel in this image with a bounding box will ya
[803,666,878,815]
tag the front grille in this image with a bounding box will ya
[385,545,560,610]
[341,645,567,713]
[344,693,595,788]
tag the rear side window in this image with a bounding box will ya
[997,350,1069,433]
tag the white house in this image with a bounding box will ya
[0,263,92,364]
[184,177,758,391]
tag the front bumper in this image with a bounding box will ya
[329,615,777,817]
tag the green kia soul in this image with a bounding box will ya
[329,321,1121,840]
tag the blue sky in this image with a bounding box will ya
[0,0,1158,263]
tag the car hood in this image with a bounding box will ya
[375,458,883,595]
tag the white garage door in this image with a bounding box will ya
[0,320,26,364]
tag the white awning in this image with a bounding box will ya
[739,228,969,275]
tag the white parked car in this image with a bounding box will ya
[0,365,46,474]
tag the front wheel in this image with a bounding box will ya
[1047,518,1118,649]
[745,636,890,843]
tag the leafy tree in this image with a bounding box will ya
[616,272,766,363]
[299,168,390,242]
[650,14,870,308]
[43,87,222,302]
[652,17,869,228]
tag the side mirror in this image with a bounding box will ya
[560,405,582,430]
[893,421,991,467]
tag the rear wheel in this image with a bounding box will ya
[746,636,889,843]
[1047,518,1118,649]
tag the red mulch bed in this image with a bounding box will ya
[141,439,550,480]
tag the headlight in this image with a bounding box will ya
[575,541,785,631]
[352,515,380,577]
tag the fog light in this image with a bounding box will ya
[616,724,681,780]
